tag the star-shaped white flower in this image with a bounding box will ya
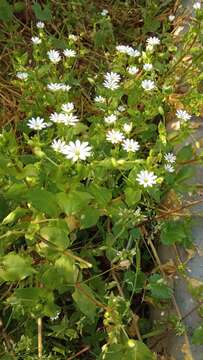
[193,2,201,9]
[164,152,176,163]
[128,66,139,75]
[176,109,191,122]
[143,63,153,71]
[103,72,121,90]
[61,102,75,113]
[136,170,157,188]
[104,114,117,124]
[95,96,106,103]
[31,36,41,45]
[16,72,28,80]
[141,79,156,91]
[122,139,140,152]
[63,49,76,57]
[106,129,124,144]
[146,36,160,46]
[49,112,66,123]
[101,9,108,16]
[51,139,67,153]
[62,113,79,126]
[62,140,92,162]
[47,50,61,64]
[36,21,45,29]
[47,83,71,92]
[164,164,175,173]
[27,117,49,130]
[123,123,132,134]
[169,14,175,21]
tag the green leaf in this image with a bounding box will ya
[160,220,192,247]
[40,220,70,250]
[2,207,29,225]
[0,0,13,21]
[72,284,97,321]
[26,188,60,217]
[102,340,155,360]
[147,274,173,300]
[176,145,193,161]
[125,188,141,206]
[192,323,203,345]
[88,184,112,207]
[55,255,77,285]
[0,253,34,281]
[124,271,146,293]
[80,207,100,229]
[56,191,93,215]
[32,3,52,21]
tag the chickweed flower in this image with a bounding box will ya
[63,140,92,162]
[143,63,153,71]
[104,114,117,124]
[103,72,121,90]
[101,9,109,16]
[169,14,175,21]
[51,139,67,153]
[123,123,132,134]
[69,34,78,41]
[47,50,61,64]
[116,45,140,57]
[122,139,140,152]
[164,152,176,163]
[50,112,66,124]
[27,117,49,130]
[146,36,160,46]
[61,102,75,113]
[36,21,45,29]
[193,2,201,9]
[95,95,106,103]
[176,109,191,122]
[63,49,76,57]
[31,36,41,45]
[141,79,156,91]
[136,170,157,188]
[164,164,175,173]
[62,113,79,126]
[16,72,28,80]
[106,129,124,144]
[127,48,140,57]
[117,105,126,112]
[128,66,139,75]
[47,83,71,92]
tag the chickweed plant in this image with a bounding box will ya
[0,1,203,359]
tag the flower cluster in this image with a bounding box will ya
[116,45,140,57]
[47,48,76,63]
[51,139,92,162]
[164,152,176,173]
[49,102,79,126]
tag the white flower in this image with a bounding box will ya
[61,102,74,113]
[193,2,201,9]
[104,114,117,124]
[101,9,108,16]
[16,72,28,80]
[63,49,76,57]
[47,50,61,64]
[146,36,160,46]
[47,83,71,92]
[62,113,79,126]
[117,105,126,112]
[128,66,139,75]
[169,14,175,21]
[51,139,67,153]
[36,21,45,29]
[164,164,175,173]
[27,117,48,130]
[176,109,191,122]
[116,45,140,57]
[136,170,157,188]
[106,129,124,144]
[122,139,140,152]
[143,63,153,71]
[95,96,106,103]
[127,48,140,57]
[164,152,176,163]
[31,36,41,44]
[69,34,78,41]
[103,72,121,90]
[141,79,156,91]
[63,140,92,162]
[123,123,132,134]
[49,112,66,123]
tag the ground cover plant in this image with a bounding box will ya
[0,0,203,359]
